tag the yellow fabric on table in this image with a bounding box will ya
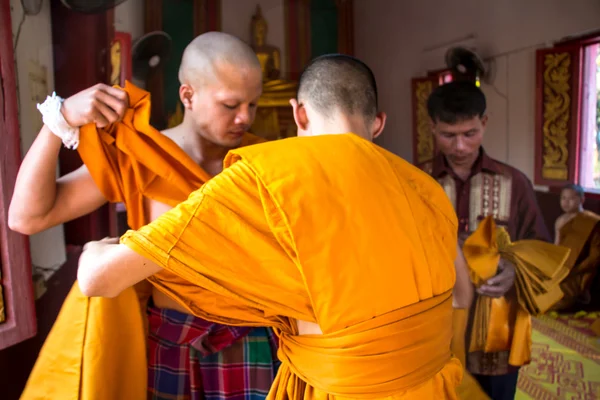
[463,216,571,367]
[122,133,463,399]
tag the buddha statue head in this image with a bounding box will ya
[251,5,268,47]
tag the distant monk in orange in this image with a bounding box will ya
[76,54,465,399]
[552,184,600,310]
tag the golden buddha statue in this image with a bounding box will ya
[250,4,298,140]
[110,40,122,86]
[251,5,281,81]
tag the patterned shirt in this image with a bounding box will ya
[420,148,550,375]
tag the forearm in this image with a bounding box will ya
[8,125,63,232]
[453,244,474,309]
[78,243,163,298]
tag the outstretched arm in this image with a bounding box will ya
[8,84,128,235]
[77,238,162,298]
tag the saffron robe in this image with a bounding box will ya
[553,210,600,310]
[20,82,264,400]
[121,133,464,399]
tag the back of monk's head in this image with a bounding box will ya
[298,54,379,123]
[178,31,261,87]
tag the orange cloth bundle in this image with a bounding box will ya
[121,133,463,399]
[463,216,571,367]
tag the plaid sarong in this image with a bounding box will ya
[147,303,280,400]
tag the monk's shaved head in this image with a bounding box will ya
[298,54,378,122]
[178,31,261,86]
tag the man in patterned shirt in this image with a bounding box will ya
[420,80,550,400]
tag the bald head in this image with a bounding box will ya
[298,54,378,122]
[178,31,261,86]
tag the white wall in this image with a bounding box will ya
[115,0,145,42]
[221,0,288,77]
[114,0,288,75]
[355,0,600,182]
[10,0,66,275]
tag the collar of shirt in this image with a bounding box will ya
[430,147,503,181]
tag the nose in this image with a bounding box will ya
[234,106,252,126]
[454,136,467,151]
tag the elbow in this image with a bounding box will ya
[77,263,119,299]
[7,212,38,236]
[77,276,119,298]
[8,202,47,235]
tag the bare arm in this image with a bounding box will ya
[78,239,162,298]
[8,126,107,234]
[453,243,474,309]
[554,215,564,245]
[8,84,129,235]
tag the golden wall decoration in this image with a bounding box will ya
[415,80,435,163]
[540,52,571,181]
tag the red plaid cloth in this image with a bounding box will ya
[147,303,280,400]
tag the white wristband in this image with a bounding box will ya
[37,92,80,150]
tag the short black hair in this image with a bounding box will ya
[562,183,585,198]
[298,54,378,122]
[427,80,486,124]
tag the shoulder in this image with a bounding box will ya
[241,132,266,146]
[582,210,600,221]
[416,160,434,176]
[160,126,185,149]
[487,157,534,192]
[489,157,529,181]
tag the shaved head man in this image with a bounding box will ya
[11,32,279,400]
[291,54,384,140]
[175,32,263,152]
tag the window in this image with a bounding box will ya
[534,32,600,195]
[579,43,600,191]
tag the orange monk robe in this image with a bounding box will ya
[554,211,600,310]
[20,82,263,400]
[120,133,463,399]
[451,309,490,400]
[462,216,571,367]
[592,319,600,336]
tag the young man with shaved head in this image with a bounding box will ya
[76,54,468,398]
[10,32,279,400]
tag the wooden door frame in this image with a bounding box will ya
[0,0,37,350]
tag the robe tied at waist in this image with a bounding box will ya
[273,291,459,399]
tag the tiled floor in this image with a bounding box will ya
[516,313,600,399]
